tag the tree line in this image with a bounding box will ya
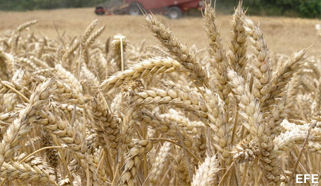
[240,0,321,18]
[0,0,320,18]
[0,0,106,11]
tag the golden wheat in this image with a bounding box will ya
[0,1,321,185]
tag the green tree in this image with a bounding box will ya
[297,0,321,18]
[0,0,107,11]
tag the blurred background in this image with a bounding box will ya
[0,0,320,18]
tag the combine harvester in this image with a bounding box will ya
[95,0,206,19]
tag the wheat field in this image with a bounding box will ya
[0,1,321,186]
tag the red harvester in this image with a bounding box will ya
[95,0,206,19]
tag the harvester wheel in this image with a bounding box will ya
[129,3,142,16]
[168,6,182,19]
[95,6,105,15]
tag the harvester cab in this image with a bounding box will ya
[95,0,207,19]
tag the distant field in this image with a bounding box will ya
[0,7,320,56]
